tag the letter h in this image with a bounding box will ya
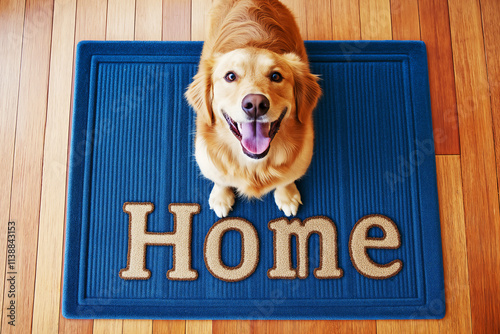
[119,202,200,281]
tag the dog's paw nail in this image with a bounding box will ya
[209,186,235,218]
[281,202,298,217]
[274,185,301,216]
[209,201,233,218]
[213,205,231,218]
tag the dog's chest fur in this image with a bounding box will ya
[195,120,314,198]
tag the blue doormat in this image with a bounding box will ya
[63,41,445,319]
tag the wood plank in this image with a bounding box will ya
[106,0,136,40]
[390,0,420,40]
[191,0,212,41]
[59,310,92,334]
[377,156,472,333]
[186,320,212,334]
[418,0,460,155]
[0,0,25,326]
[328,0,362,79]
[135,0,163,41]
[305,0,333,40]
[31,0,76,333]
[152,320,185,334]
[448,0,500,331]
[330,0,361,40]
[252,320,376,333]
[480,0,500,213]
[163,0,191,41]
[0,0,54,333]
[94,319,123,334]
[59,0,107,332]
[75,0,107,41]
[213,320,251,334]
[359,0,392,40]
[123,319,153,334]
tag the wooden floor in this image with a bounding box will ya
[0,0,499,332]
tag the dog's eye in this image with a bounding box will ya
[270,72,283,83]
[225,72,237,82]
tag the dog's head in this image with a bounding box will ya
[186,47,321,160]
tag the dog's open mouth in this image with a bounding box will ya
[223,109,287,159]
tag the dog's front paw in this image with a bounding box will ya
[274,183,302,216]
[209,184,235,218]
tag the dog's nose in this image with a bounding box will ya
[241,94,270,118]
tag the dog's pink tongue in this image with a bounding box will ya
[239,122,271,155]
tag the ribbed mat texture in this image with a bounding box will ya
[64,41,445,319]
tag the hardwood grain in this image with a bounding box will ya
[0,0,25,326]
[94,319,123,334]
[480,0,500,214]
[213,320,252,334]
[123,319,153,333]
[0,0,54,333]
[448,0,500,331]
[74,0,107,42]
[252,320,376,333]
[330,0,361,40]
[377,156,472,333]
[152,320,186,334]
[418,0,460,155]
[31,0,76,333]
[328,321,377,333]
[311,0,362,89]
[390,0,420,40]
[58,0,107,332]
[107,0,136,41]
[359,0,392,40]
[305,0,333,40]
[191,0,212,41]
[136,0,163,41]
[186,320,212,334]
[163,0,191,41]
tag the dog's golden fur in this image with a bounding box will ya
[186,0,321,217]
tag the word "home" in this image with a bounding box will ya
[119,203,403,282]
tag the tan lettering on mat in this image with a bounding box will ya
[204,218,259,282]
[119,202,200,281]
[349,214,403,279]
[267,216,344,279]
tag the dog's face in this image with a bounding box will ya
[187,47,321,160]
[211,48,296,159]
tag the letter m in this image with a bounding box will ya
[267,217,343,279]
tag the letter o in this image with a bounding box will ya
[204,218,259,282]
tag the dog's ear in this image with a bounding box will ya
[284,53,322,124]
[185,58,214,125]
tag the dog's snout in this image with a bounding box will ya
[242,94,270,118]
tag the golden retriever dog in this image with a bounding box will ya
[186,0,321,218]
